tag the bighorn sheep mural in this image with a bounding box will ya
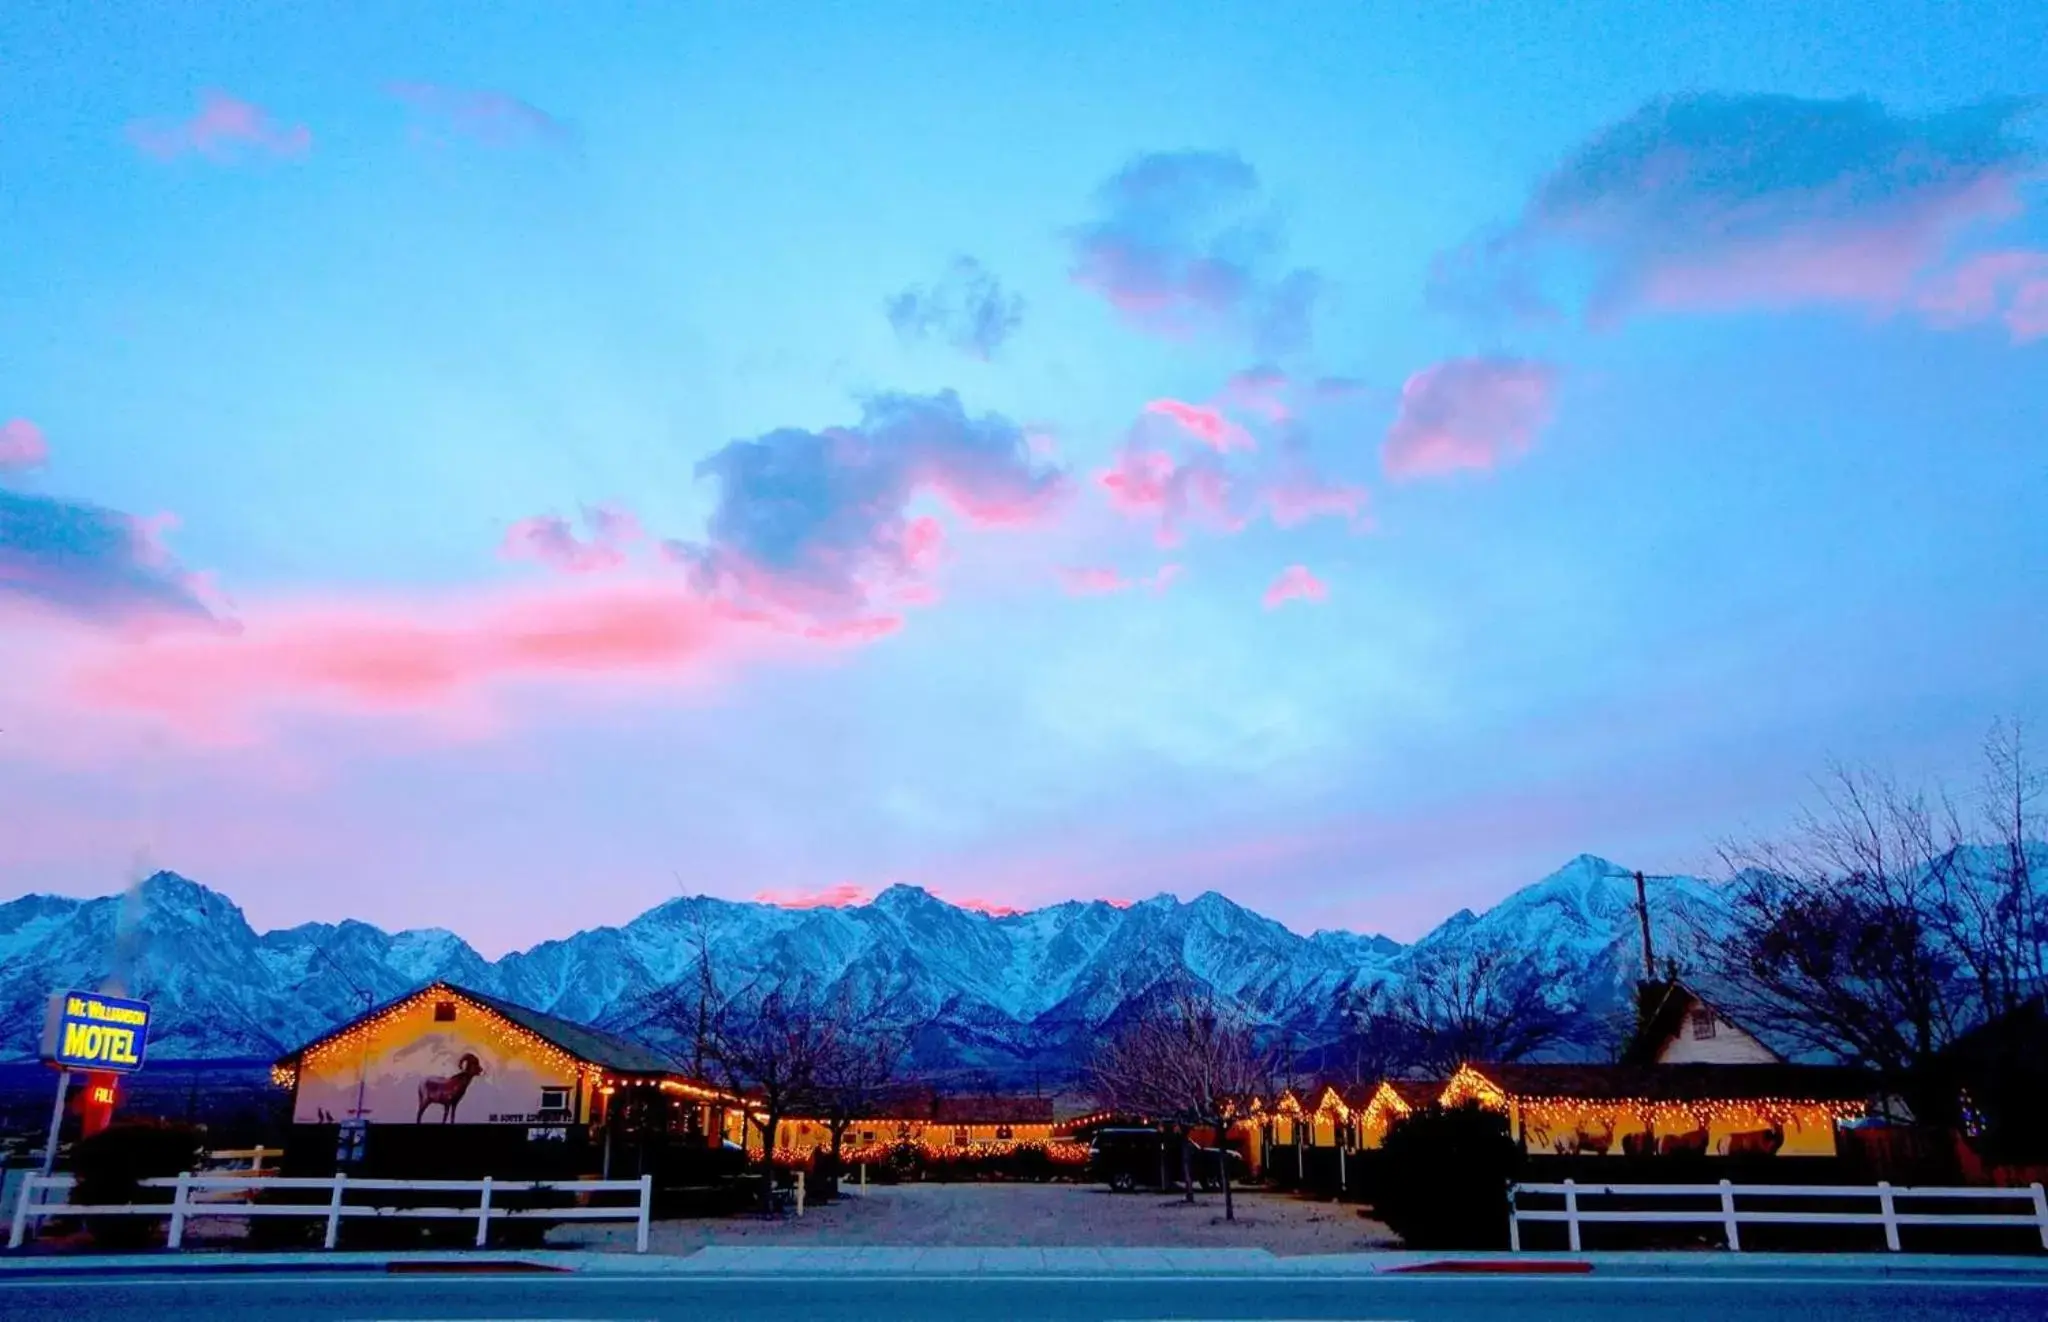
[416,1053,485,1123]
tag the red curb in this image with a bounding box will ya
[1389,1259,1594,1274]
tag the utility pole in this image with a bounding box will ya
[1634,870,1656,980]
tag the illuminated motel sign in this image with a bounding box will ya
[41,990,152,1074]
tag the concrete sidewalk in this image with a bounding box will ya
[5,1246,2048,1279]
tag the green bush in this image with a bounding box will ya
[70,1120,204,1250]
[1372,1102,1522,1250]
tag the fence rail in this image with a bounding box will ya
[1510,1179,2048,1253]
[9,1172,653,1253]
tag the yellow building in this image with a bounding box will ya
[774,1093,1057,1155]
[273,981,738,1172]
[1438,1061,1869,1157]
[1355,1079,1444,1149]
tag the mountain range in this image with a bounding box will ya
[0,854,1733,1077]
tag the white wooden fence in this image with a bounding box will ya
[9,1172,653,1253]
[1510,1179,2048,1253]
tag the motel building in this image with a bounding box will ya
[1275,981,1874,1162]
[773,1091,1059,1160]
[271,982,740,1179]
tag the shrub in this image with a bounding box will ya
[1372,1102,1522,1250]
[70,1119,204,1250]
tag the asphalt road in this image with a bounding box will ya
[2,1271,2045,1321]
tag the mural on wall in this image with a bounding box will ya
[292,996,582,1126]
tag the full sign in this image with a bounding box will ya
[41,990,151,1073]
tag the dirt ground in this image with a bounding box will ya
[553,1182,1399,1256]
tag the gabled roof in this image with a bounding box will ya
[1624,978,1784,1066]
[1462,1061,1873,1104]
[276,981,681,1076]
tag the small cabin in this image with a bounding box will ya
[1625,978,1782,1065]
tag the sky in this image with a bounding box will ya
[3,2,2045,956]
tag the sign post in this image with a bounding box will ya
[39,1071,71,1178]
[38,989,151,1174]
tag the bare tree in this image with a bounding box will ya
[1087,987,1271,1222]
[1349,939,1576,1077]
[811,1007,903,1175]
[701,975,842,1211]
[1701,724,2046,1115]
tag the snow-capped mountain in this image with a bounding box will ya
[0,855,1706,1073]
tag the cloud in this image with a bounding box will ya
[386,82,573,148]
[943,894,1025,917]
[63,574,887,742]
[1262,564,1327,610]
[1096,445,1240,546]
[500,505,642,574]
[129,91,311,161]
[1383,356,1558,480]
[674,390,1068,617]
[1219,366,1293,421]
[1057,563,1181,597]
[755,882,872,909]
[0,419,48,472]
[885,257,1025,359]
[1435,93,2043,324]
[1264,465,1369,529]
[1,488,221,628]
[1068,150,1321,351]
[1143,398,1255,452]
[1916,249,2048,342]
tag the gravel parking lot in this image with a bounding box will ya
[555,1182,1399,1256]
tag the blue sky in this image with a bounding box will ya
[3,2,2044,954]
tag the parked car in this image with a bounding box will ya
[1087,1128,1247,1192]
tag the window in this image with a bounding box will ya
[995,1124,1014,1141]
[1689,1008,1717,1040]
[434,1000,457,1022]
[860,1130,875,1145]
[539,1086,570,1114]
[954,1126,970,1146]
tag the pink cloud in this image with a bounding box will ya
[1383,356,1558,480]
[1057,563,1181,597]
[1434,94,2039,326]
[1265,468,1369,530]
[129,91,311,161]
[1262,564,1327,610]
[755,882,872,909]
[1096,447,1240,546]
[499,508,638,574]
[0,418,48,472]
[386,82,571,148]
[1059,566,1129,596]
[1915,249,2048,343]
[58,574,886,743]
[1219,367,1293,421]
[1143,398,1255,452]
[945,894,1025,917]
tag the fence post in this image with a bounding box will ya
[636,1174,652,1254]
[1719,1178,1741,1252]
[475,1176,494,1248]
[1563,1178,1581,1252]
[794,1171,805,1218]
[8,1174,37,1250]
[2031,1183,2048,1253]
[167,1171,192,1249]
[1877,1181,1900,1252]
[1507,1184,1521,1253]
[323,1173,346,1250]
[251,1146,270,1174]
